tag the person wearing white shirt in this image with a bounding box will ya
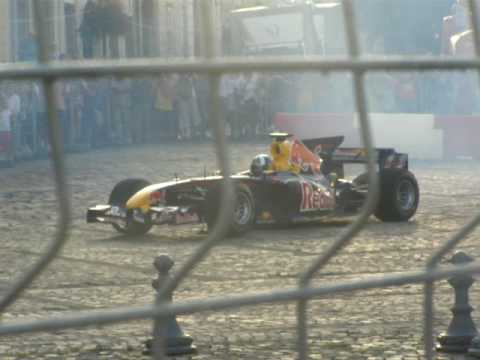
[0,107,11,132]
[219,75,238,138]
[0,95,13,164]
[239,73,260,138]
[8,92,20,118]
[3,83,21,159]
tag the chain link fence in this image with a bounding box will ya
[1,1,480,359]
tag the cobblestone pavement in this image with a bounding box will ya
[0,141,480,359]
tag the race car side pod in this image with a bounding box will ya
[144,255,196,357]
[436,251,477,354]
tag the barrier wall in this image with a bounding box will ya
[435,115,480,160]
[275,112,446,160]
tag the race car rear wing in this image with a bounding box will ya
[330,147,409,169]
[302,136,409,176]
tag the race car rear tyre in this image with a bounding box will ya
[375,169,419,222]
[206,183,255,236]
[108,178,153,236]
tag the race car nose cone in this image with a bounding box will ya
[126,185,158,211]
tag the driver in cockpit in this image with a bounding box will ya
[249,133,310,177]
[269,132,301,174]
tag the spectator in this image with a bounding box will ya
[393,73,419,113]
[31,82,48,154]
[364,36,396,113]
[68,79,86,145]
[131,78,152,144]
[176,75,200,141]
[296,74,314,113]
[7,83,21,122]
[5,83,21,157]
[18,32,38,62]
[266,74,295,129]
[366,72,395,113]
[80,80,97,147]
[111,78,132,144]
[254,75,269,134]
[153,74,178,141]
[452,0,471,33]
[0,95,13,164]
[20,83,38,156]
[193,75,211,139]
[53,79,70,146]
[79,0,98,59]
[441,0,480,55]
[219,75,237,139]
[96,0,129,58]
[189,75,203,139]
[93,78,112,146]
[239,72,261,138]
[451,30,478,113]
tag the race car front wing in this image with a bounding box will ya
[87,205,200,226]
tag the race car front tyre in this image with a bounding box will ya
[108,178,153,236]
[375,169,419,222]
[206,183,255,236]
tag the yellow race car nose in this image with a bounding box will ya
[126,186,154,212]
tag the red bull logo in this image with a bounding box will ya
[300,181,335,212]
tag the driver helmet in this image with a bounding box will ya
[250,154,272,176]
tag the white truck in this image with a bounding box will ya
[227,2,347,56]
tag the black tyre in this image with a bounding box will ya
[205,183,256,236]
[108,178,153,236]
[375,169,419,222]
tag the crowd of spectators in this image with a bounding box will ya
[0,71,307,166]
[0,75,204,164]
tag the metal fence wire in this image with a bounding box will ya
[2,0,480,359]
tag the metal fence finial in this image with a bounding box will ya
[145,254,196,357]
[437,251,478,354]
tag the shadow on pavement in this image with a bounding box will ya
[91,231,206,246]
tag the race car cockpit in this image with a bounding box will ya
[249,133,325,177]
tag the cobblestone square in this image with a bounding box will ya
[0,142,479,359]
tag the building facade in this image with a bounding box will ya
[5,0,79,62]
[0,0,268,63]
[0,0,195,62]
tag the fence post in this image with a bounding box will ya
[437,251,478,354]
[144,254,196,356]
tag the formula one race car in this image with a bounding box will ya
[86,135,419,237]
